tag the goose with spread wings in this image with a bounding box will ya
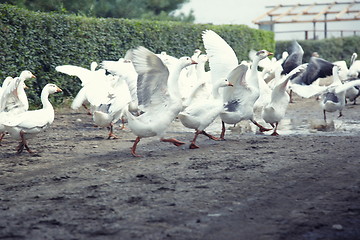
[178,77,233,149]
[56,61,107,115]
[262,64,307,136]
[124,46,197,157]
[0,70,36,143]
[289,57,335,99]
[201,29,273,139]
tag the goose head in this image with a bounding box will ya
[179,56,198,68]
[19,70,36,80]
[256,50,273,60]
[216,78,233,88]
[45,83,63,94]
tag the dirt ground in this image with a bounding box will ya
[1,95,360,240]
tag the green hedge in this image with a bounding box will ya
[0,4,274,108]
[276,36,360,65]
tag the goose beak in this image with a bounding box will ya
[24,84,29,89]
[56,87,63,93]
[268,52,274,56]
[31,74,36,78]
[191,60,198,64]
[228,83,234,87]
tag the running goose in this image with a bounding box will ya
[56,61,106,114]
[262,65,306,135]
[178,77,233,149]
[125,46,197,157]
[201,30,272,139]
[219,50,274,139]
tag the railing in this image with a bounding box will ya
[274,29,360,40]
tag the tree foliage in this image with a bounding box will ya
[0,0,194,22]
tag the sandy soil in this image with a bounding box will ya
[1,96,360,240]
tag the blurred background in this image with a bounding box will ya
[176,0,360,40]
[1,0,359,40]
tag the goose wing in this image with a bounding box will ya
[281,40,304,75]
[130,46,170,111]
[3,108,52,129]
[335,79,360,94]
[292,57,334,85]
[55,64,101,86]
[0,77,22,112]
[202,30,238,85]
[223,64,248,103]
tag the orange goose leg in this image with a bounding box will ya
[17,131,34,154]
[251,119,272,132]
[131,137,142,157]
[160,138,185,146]
[220,121,227,140]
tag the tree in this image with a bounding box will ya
[0,0,194,22]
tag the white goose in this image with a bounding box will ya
[320,66,360,122]
[262,65,306,136]
[201,30,272,139]
[178,77,233,149]
[100,57,139,114]
[91,74,133,139]
[57,61,126,137]
[348,52,360,78]
[125,46,197,157]
[180,53,211,106]
[2,83,62,153]
[56,61,107,114]
[344,53,360,104]
[0,71,36,143]
[220,51,273,139]
[0,77,15,112]
[0,70,35,112]
[185,49,202,78]
[0,77,15,143]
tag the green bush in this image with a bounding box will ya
[276,36,360,65]
[0,4,274,107]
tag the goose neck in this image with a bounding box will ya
[168,65,183,100]
[212,84,222,99]
[251,57,261,74]
[41,89,52,109]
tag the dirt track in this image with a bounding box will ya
[1,96,360,240]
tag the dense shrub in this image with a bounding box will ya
[0,4,274,107]
[276,36,360,65]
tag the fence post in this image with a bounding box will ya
[313,22,316,40]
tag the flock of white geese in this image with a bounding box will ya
[1,29,360,156]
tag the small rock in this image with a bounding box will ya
[76,118,82,122]
[207,213,221,217]
[332,224,343,230]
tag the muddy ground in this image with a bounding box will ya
[0,96,360,240]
